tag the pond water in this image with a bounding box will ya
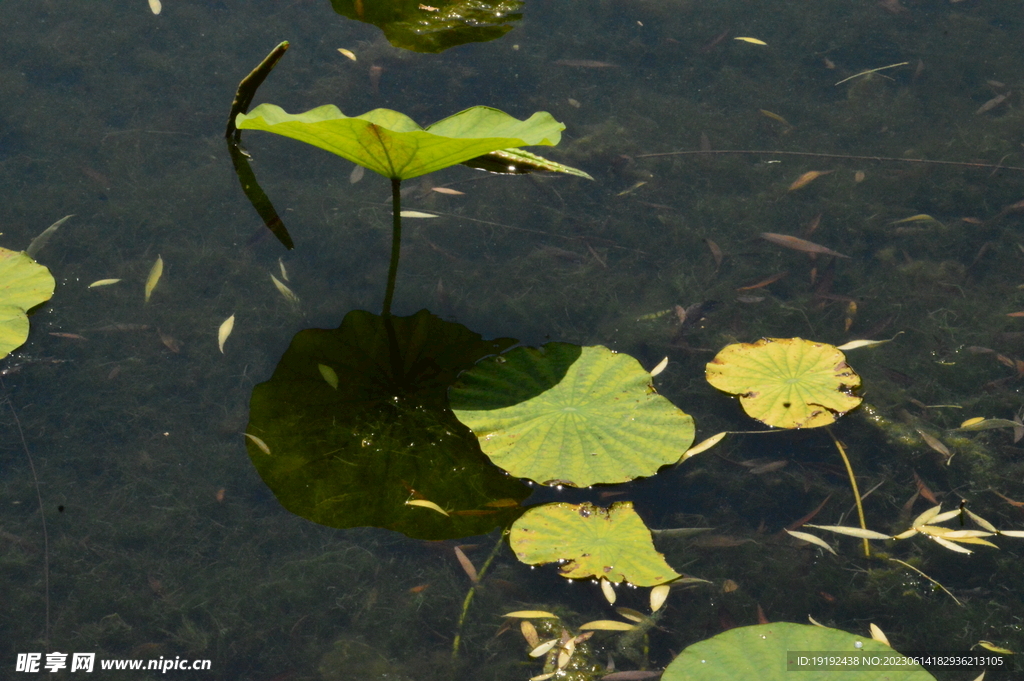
[2,0,1024,679]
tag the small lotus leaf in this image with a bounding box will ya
[509,501,681,586]
[0,247,55,360]
[706,338,861,429]
[450,344,695,487]
[662,622,935,681]
[236,104,565,180]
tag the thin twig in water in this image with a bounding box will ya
[2,376,50,644]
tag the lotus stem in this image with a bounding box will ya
[382,177,402,317]
[452,531,505,660]
[827,427,870,557]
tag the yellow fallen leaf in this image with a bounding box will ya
[600,578,616,604]
[836,333,903,351]
[891,213,938,224]
[803,524,892,540]
[520,620,540,648]
[784,529,837,555]
[400,210,439,218]
[88,279,121,288]
[578,620,634,631]
[681,432,727,461]
[759,109,791,127]
[337,48,357,61]
[734,37,767,45]
[650,356,669,377]
[431,187,465,195]
[405,499,449,516]
[650,584,670,612]
[788,170,833,191]
[149,0,162,15]
[528,639,559,658]
[278,257,289,281]
[869,623,889,646]
[218,314,235,354]
[270,274,300,304]
[960,416,987,428]
[244,433,271,455]
[503,610,558,619]
[144,255,163,304]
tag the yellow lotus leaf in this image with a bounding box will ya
[706,338,861,429]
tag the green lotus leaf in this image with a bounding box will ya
[449,343,695,487]
[705,338,862,429]
[235,104,565,180]
[662,622,935,681]
[0,246,55,360]
[509,501,681,586]
[329,0,522,54]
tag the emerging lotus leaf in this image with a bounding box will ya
[236,104,568,181]
[706,337,861,429]
[0,247,55,360]
[509,501,681,586]
[450,343,695,487]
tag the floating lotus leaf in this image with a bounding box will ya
[449,343,695,487]
[706,338,861,429]
[662,622,935,681]
[236,104,566,181]
[509,501,681,586]
[0,247,55,360]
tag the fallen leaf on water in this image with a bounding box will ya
[520,620,540,648]
[650,356,669,377]
[244,433,271,454]
[734,37,767,45]
[761,232,849,258]
[270,274,300,304]
[579,620,634,631]
[650,584,670,612]
[144,255,163,304]
[704,238,723,269]
[891,213,939,224]
[722,579,740,593]
[157,328,180,353]
[49,332,87,340]
[788,170,833,191]
[759,110,792,127]
[736,270,789,291]
[149,0,162,15]
[337,48,357,61]
[400,210,439,218]
[318,364,339,389]
[870,623,890,646]
[784,529,837,555]
[503,610,558,619]
[405,499,449,516]
[600,577,616,604]
[88,279,121,288]
[431,187,465,195]
[836,332,903,351]
[278,258,289,281]
[454,546,478,583]
[218,314,235,354]
[349,164,365,184]
[681,432,727,460]
[916,428,951,460]
[27,214,73,259]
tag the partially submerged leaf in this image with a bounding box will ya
[784,529,837,555]
[803,524,891,540]
[405,499,449,516]
[681,432,727,460]
[579,620,635,631]
[144,255,163,304]
[26,214,73,259]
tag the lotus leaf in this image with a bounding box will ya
[509,501,681,586]
[0,246,55,360]
[235,104,566,181]
[662,622,935,681]
[706,337,861,429]
[450,343,695,487]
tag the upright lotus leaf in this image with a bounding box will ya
[235,104,566,181]
[450,344,695,487]
[706,338,861,429]
[246,309,528,540]
[662,622,935,681]
[0,246,55,360]
[509,501,681,586]
[330,0,522,54]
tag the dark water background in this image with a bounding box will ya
[2,0,1024,679]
